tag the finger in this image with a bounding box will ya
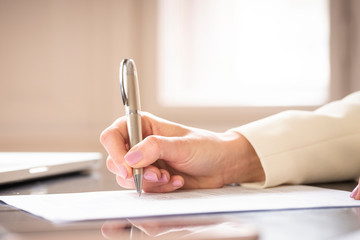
[124,135,188,169]
[106,155,118,175]
[142,167,170,184]
[355,187,360,200]
[116,176,135,189]
[143,165,162,182]
[351,185,359,199]
[116,166,167,190]
[124,164,183,193]
[356,178,360,200]
[106,156,132,179]
[116,169,183,192]
[100,117,129,166]
[142,175,184,193]
[159,169,170,183]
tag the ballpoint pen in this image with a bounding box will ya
[119,59,143,197]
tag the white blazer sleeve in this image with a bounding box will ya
[232,92,360,188]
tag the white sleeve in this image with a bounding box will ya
[232,92,360,188]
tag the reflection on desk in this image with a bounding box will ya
[2,215,259,240]
[0,167,360,240]
[103,215,258,240]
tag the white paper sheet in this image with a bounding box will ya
[1,185,359,222]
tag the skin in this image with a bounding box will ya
[100,112,265,193]
[350,178,360,200]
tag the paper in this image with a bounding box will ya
[1,185,359,222]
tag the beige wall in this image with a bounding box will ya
[0,0,143,152]
[0,0,359,152]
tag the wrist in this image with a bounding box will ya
[220,131,265,185]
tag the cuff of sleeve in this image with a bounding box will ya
[231,109,360,189]
[230,111,313,188]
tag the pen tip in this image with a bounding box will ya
[134,174,143,197]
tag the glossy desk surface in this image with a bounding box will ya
[1,165,360,240]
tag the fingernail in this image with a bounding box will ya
[144,171,159,182]
[119,165,128,179]
[350,185,359,198]
[124,150,143,165]
[172,180,183,187]
[159,173,168,183]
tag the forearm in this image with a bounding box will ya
[232,92,360,188]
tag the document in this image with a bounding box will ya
[1,185,359,222]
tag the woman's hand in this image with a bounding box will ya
[100,112,265,193]
[350,178,360,200]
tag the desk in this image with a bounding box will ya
[1,165,360,240]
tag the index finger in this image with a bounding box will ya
[100,116,129,166]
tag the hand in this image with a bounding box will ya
[350,178,360,200]
[100,112,265,193]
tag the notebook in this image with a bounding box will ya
[0,152,102,185]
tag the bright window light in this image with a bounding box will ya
[157,0,329,106]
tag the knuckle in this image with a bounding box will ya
[144,135,161,155]
[99,128,112,145]
[100,116,127,145]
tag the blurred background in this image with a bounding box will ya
[0,0,359,153]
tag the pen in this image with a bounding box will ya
[119,59,143,197]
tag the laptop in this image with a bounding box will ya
[0,152,103,185]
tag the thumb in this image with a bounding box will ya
[124,135,185,168]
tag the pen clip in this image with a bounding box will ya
[120,59,128,106]
[120,59,141,111]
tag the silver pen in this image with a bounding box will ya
[119,59,143,197]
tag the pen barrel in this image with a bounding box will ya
[127,110,143,190]
[126,109,143,148]
[133,167,143,179]
[122,59,142,148]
